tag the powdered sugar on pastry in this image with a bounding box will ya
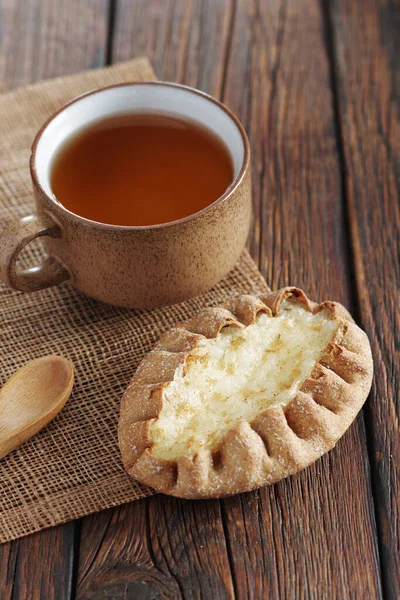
[150,301,338,460]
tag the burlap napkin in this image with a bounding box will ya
[0,58,269,543]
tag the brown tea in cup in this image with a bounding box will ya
[0,82,251,308]
[50,114,234,226]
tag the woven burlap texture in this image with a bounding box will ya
[0,58,269,543]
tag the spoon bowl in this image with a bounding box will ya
[0,355,74,459]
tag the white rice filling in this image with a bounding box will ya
[150,301,338,460]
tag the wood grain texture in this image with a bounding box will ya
[111,0,233,95]
[76,1,383,598]
[0,523,76,600]
[0,0,108,92]
[78,499,236,599]
[329,0,400,597]
[0,1,108,598]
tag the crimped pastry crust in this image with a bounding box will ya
[118,287,373,498]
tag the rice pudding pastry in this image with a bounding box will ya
[119,287,373,498]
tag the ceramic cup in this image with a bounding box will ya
[0,82,251,309]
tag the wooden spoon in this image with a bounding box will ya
[0,355,74,459]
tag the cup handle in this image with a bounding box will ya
[0,212,70,292]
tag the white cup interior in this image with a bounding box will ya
[34,83,246,199]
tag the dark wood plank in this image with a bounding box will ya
[77,499,235,599]
[218,1,382,597]
[0,1,109,598]
[0,523,77,600]
[111,0,233,95]
[77,1,383,599]
[0,0,108,92]
[328,0,400,597]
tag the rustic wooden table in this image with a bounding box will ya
[0,1,398,598]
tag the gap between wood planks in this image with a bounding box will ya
[106,0,117,66]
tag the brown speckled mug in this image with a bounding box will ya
[0,82,251,309]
